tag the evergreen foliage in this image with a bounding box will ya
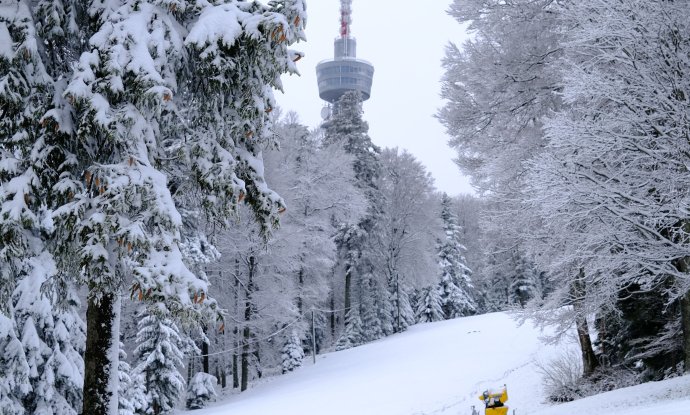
[324,91,386,339]
[118,343,138,415]
[437,194,476,319]
[0,10,57,414]
[335,309,364,351]
[323,91,381,196]
[388,284,416,332]
[185,372,217,410]
[415,286,444,323]
[0,0,306,412]
[133,308,187,415]
[595,284,683,380]
[280,330,304,374]
[509,251,540,308]
[359,274,388,341]
[0,314,30,415]
[11,254,85,415]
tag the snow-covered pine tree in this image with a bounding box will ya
[118,342,139,415]
[30,1,307,413]
[0,3,88,413]
[323,91,381,197]
[388,284,416,332]
[133,307,187,415]
[1,7,85,410]
[438,194,476,319]
[477,245,512,312]
[509,250,539,308]
[280,330,304,374]
[335,308,364,351]
[47,280,86,413]
[324,91,384,335]
[185,372,217,410]
[0,3,50,412]
[11,253,86,415]
[415,286,444,323]
[0,314,30,415]
[359,273,386,341]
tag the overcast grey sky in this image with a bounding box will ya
[275,0,474,196]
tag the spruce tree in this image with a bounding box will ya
[389,285,416,332]
[323,91,381,196]
[2,2,309,412]
[0,7,57,413]
[11,253,85,415]
[133,308,187,415]
[335,308,364,351]
[360,273,392,341]
[185,372,217,410]
[0,314,30,415]
[438,194,476,319]
[324,91,384,336]
[509,251,539,307]
[32,2,307,413]
[118,343,136,415]
[280,330,304,374]
[415,286,444,323]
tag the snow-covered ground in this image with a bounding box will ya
[529,375,690,415]
[177,312,690,415]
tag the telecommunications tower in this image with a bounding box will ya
[316,0,374,113]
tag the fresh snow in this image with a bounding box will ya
[176,312,574,415]
[177,312,690,415]
[529,375,690,415]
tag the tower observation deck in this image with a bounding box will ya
[316,0,374,104]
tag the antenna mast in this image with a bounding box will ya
[340,0,352,38]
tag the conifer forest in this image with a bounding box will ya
[1,1,690,414]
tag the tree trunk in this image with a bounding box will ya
[297,268,304,315]
[572,269,598,377]
[681,290,690,373]
[330,289,336,337]
[575,313,598,377]
[240,325,250,392]
[233,258,240,389]
[395,273,401,332]
[241,256,255,392]
[202,323,209,374]
[344,263,352,327]
[253,346,262,379]
[232,351,239,389]
[82,292,119,415]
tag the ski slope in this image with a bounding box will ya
[178,312,690,415]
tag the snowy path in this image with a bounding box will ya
[178,312,571,415]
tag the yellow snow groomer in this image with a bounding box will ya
[478,385,509,415]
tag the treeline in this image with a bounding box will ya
[439,0,690,399]
[169,92,483,405]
